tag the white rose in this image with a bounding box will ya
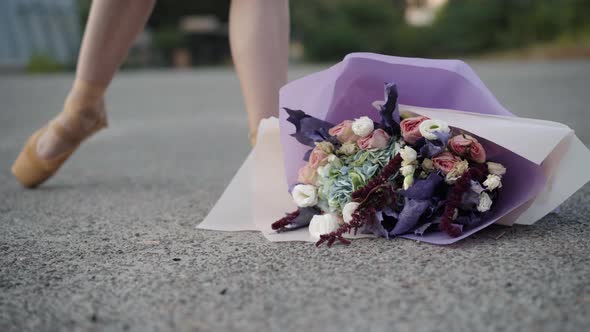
[399,146,417,163]
[477,192,493,212]
[483,174,502,190]
[403,175,414,190]
[419,119,450,140]
[309,214,341,239]
[487,162,506,176]
[291,184,318,207]
[351,116,374,137]
[400,165,416,177]
[342,202,360,223]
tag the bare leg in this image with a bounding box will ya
[229,0,290,145]
[37,0,156,159]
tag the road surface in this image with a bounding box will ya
[1,62,589,331]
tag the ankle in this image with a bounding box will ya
[70,79,106,99]
[63,80,108,129]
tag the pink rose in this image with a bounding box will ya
[400,116,429,144]
[329,120,359,143]
[448,134,487,163]
[308,146,330,169]
[432,151,462,174]
[469,142,486,163]
[297,165,318,185]
[357,129,391,150]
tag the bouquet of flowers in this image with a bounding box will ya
[272,84,508,246]
[198,53,590,247]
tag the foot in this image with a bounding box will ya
[36,84,107,160]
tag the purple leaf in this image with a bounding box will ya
[391,198,431,236]
[398,172,444,200]
[365,211,390,238]
[375,82,401,137]
[419,131,450,158]
[285,108,335,147]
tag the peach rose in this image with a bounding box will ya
[297,165,318,185]
[448,134,486,163]
[308,146,330,169]
[432,151,462,174]
[328,120,359,143]
[357,129,391,150]
[400,116,429,144]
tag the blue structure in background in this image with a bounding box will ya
[0,0,81,68]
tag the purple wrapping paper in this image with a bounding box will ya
[278,53,547,245]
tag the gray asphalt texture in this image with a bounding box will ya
[1,62,589,332]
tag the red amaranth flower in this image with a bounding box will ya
[351,153,403,201]
[439,163,488,237]
[316,184,395,247]
[316,206,375,247]
[316,153,403,247]
[271,210,300,232]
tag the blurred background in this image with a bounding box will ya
[1,0,589,72]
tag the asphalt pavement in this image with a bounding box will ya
[1,62,589,332]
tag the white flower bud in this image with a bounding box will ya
[487,162,506,176]
[291,184,318,207]
[399,146,417,162]
[419,119,450,140]
[483,174,502,190]
[351,116,374,137]
[403,175,414,190]
[342,202,360,224]
[477,192,493,212]
[309,214,340,239]
[400,165,416,177]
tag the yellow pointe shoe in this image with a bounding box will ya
[11,81,107,188]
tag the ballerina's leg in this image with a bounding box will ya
[36,0,156,159]
[229,0,290,146]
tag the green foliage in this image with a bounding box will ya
[26,54,64,73]
[293,0,590,60]
[293,0,402,61]
[152,28,185,52]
